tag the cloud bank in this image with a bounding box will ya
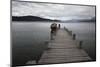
[12,1,95,21]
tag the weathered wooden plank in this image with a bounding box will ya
[39,56,91,64]
[48,41,79,48]
[40,49,89,58]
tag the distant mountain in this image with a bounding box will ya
[78,17,96,22]
[12,16,59,21]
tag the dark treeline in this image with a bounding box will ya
[12,15,96,22]
[12,16,60,22]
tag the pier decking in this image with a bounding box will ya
[39,28,91,64]
[26,28,91,65]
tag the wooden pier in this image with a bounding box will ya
[38,28,91,64]
[26,28,91,65]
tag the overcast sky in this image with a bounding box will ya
[12,0,95,21]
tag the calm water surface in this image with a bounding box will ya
[12,21,96,65]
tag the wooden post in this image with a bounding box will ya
[73,34,76,40]
[79,41,82,49]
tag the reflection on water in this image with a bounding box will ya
[12,21,96,66]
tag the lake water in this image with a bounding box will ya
[12,21,96,66]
